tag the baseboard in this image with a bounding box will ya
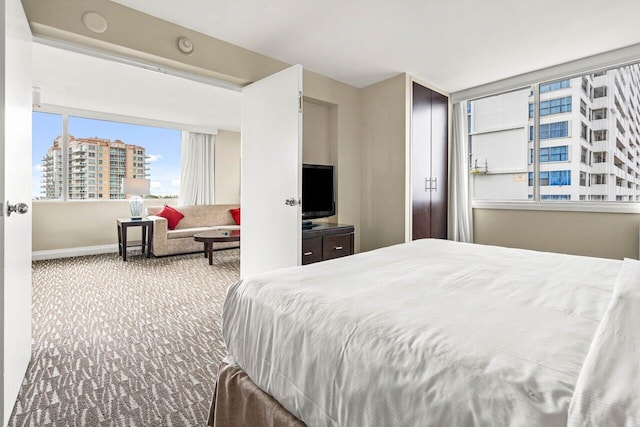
[33,244,119,261]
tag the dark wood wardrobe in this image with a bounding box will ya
[411,82,448,240]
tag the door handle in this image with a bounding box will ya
[6,201,28,217]
[432,178,437,192]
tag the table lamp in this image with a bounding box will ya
[122,178,150,220]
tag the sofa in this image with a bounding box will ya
[147,204,240,257]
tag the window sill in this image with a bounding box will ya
[472,200,640,214]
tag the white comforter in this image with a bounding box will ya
[222,239,621,426]
[568,258,640,426]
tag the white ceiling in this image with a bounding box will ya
[33,43,241,131]
[111,0,640,92]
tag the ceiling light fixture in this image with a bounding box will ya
[177,37,194,55]
[82,11,108,34]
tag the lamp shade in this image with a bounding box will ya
[122,178,150,195]
[122,178,150,220]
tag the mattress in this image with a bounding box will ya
[222,239,622,426]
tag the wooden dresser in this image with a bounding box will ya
[302,223,354,265]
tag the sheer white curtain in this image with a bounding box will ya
[179,131,215,205]
[448,102,473,242]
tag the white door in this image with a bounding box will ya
[1,0,32,424]
[241,65,302,278]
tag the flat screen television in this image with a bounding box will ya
[302,164,335,220]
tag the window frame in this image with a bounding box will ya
[466,59,640,214]
[32,105,199,202]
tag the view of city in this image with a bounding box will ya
[33,113,181,200]
[469,63,640,202]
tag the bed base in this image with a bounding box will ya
[208,361,306,427]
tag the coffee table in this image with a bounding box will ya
[194,229,240,265]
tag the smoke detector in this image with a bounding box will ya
[177,37,194,55]
[82,11,108,34]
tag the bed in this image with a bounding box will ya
[209,239,640,426]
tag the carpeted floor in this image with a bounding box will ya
[9,248,240,427]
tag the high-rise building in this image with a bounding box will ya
[41,136,148,200]
[469,64,640,202]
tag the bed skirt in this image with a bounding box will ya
[208,361,306,427]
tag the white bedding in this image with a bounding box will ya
[222,239,621,426]
[568,258,640,426]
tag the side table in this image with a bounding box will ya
[117,218,154,261]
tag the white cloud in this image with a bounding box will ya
[33,164,44,172]
[147,154,162,163]
[150,181,162,189]
[171,179,180,188]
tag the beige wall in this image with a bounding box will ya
[21,0,287,86]
[302,99,338,223]
[25,0,364,253]
[304,71,362,250]
[303,100,334,166]
[474,208,640,260]
[32,199,176,252]
[214,130,240,204]
[360,74,408,252]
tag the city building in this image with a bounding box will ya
[41,136,148,200]
[469,64,640,201]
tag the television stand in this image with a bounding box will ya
[302,223,354,265]
[302,220,320,230]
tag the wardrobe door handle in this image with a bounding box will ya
[334,246,343,250]
[304,251,313,256]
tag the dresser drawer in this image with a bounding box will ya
[323,234,352,260]
[302,237,323,265]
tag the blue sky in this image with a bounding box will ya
[33,112,181,198]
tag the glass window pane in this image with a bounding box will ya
[471,62,640,203]
[67,116,181,200]
[468,88,531,201]
[33,111,63,200]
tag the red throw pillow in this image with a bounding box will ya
[229,208,240,225]
[156,205,184,230]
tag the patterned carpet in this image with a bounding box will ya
[9,248,240,427]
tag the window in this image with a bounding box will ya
[540,79,570,93]
[593,152,607,163]
[470,62,640,204]
[540,121,569,139]
[594,130,608,141]
[529,171,571,186]
[541,194,571,200]
[592,108,607,120]
[33,111,181,201]
[539,97,572,116]
[580,171,587,186]
[582,76,589,93]
[581,147,588,164]
[593,86,608,98]
[529,146,569,163]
